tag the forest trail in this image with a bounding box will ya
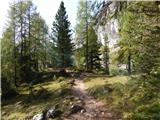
[64,78,121,120]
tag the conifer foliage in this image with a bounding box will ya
[1,1,50,93]
[51,1,73,68]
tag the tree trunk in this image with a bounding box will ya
[128,51,131,75]
[13,1,18,87]
[20,1,24,81]
[44,31,47,69]
[85,0,89,71]
[104,40,110,75]
[105,50,110,75]
[28,5,31,71]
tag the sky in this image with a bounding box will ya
[0,0,79,38]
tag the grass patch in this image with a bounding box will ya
[84,76,128,89]
[84,76,128,105]
[84,75,160,119]
[1,77,72,120]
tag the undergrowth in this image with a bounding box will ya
[85,75,160,120]
[1,77,72,120]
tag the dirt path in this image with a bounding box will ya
[64,79,121,120]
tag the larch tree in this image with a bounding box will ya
[87,26,101,71]
[1,27,15,94]
[1,0,50,87]
[75,0,101,71]
[117,1,160,74]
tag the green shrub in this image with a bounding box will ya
[60,82,69,89]
[123,75,160,119]
[57,77,66,82]
[129,100,160,120]
[110,68,128,76]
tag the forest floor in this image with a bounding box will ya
[65,78,122,120]
[1,71,127,120]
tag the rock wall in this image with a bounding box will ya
[96,1,120,48]
[97,18,119,47]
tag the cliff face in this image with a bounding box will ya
[95,1,123,69]
[97,18,119,47]
[96,1,120,48]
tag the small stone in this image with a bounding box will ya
[74,97,80,100]
[65,96,74,100]
[80,109,86,114]
[85,113,90,117]
[15,101,23,105]
[77,100,82,103]
[45,104,62,118]
[94,114,98,117]
[69,102,73,105]
[46,109,55,118]
[101,112,105,115]
[32,113,43,120]
[46,108,62,119]
[107,113,112,117]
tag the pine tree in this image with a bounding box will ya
[51,1,73,68]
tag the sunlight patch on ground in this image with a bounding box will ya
[34,80,61,91]
[84,76,128,89]
[1,78,70,120]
